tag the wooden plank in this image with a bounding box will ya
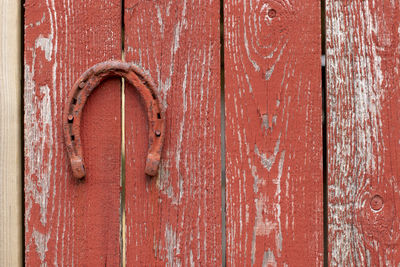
[0,1,22,266]
[224,0,323,265]
[24,1,121,265]
[123,0,221,265]
[326,1,400,265]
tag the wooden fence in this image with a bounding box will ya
[1,0,399,266]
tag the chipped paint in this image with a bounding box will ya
[25,0,123,265]
[124,0,221,265]
[225,0,323,265]
[327,0,400,265]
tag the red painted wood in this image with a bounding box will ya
[24,1,121,265]
[224,1,323,266]
[326,1,400,265]
[123,0,222,265]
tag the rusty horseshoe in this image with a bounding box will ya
[63,61,165,179]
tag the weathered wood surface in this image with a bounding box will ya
[0,0,22,266]
[24,1,122,265]
[124,0,222,265]
[327,1,400,266]
[224,0,323,265]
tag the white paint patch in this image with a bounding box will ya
[164,224,181,266]
[25,79,54,227]
[262,249,277,267]
[35,35,53,61]
[254,197,276,236]
[254,134,281,171]
[33,229,50,263]
[156,5,164,34]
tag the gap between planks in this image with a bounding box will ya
[220,0,227,264]
[121,0,127,266]
[321,0,328,266]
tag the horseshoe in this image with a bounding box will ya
[63,61,165,179]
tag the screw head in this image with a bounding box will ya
[155,130,161,137]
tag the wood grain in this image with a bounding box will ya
[0,1,22,266]
[326,1,400,265]
[224,0,323,265]
[123,0,222,265]
[24,1,121,265]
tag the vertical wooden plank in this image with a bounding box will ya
[224,0,323,266]
[0,1,22,266]
[123,0,221,265]
[327,1,400,265]
[24,1,121,265]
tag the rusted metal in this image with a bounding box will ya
[63,61,165,179]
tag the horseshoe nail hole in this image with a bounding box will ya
[72,98,77,105]
[78,81,86,89]
[68,115,74,123]
[370,195,384,211]
[71,135,75,141]
[157,113,161,119]
[268,9,277,18]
